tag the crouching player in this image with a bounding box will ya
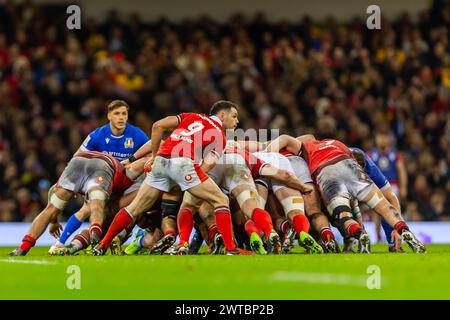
[94,101,253,255]
[350,147,405,253]
[176,143,313,254]
[10,151,143,256]
[252,151,323,254]
[267,134,426,253]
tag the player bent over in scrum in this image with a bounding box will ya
[272,134,426,253]
[252,151,323,254]
[258,149,339,253]
[177,144,314,254]
[10,151,143,256]
[94,101,253,255]
[347,148,405,253]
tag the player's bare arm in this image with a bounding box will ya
[200,151,221,173]
[382,185,402,212]
[236,140,267,152]
[150,115,180,157]
[260,164,313,194]
[264,134,302,154]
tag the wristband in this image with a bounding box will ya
[129,155,137,163]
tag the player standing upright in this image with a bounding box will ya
[94,100,253,255]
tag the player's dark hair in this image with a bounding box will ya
[209,100,238,116]
[108,100,130,112]
[352,150,366,169]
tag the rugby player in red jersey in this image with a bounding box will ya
[94,100,253,255]
[176,142,313,254]
[9,151,147,256]
[239,140,338,253]
[265,134,426,253]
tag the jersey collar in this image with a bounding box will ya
[210,115,223,127]
[108,123,126,138]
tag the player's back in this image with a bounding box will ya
[158,113,226,163]
[74,150,132,192]
[302,139,352,175]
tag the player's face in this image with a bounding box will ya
[221,107,239,130]
[375,134,389,149]
[108,106,128,131]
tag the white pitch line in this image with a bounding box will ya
[0,259,57,265]
[272,271,369,287]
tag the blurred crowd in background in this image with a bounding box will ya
[0,0,449,222]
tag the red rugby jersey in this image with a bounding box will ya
[301,139,352,175]
[158,113,226,164]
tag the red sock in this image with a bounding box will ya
[244,219,263,237]
[19,235,36,253]
[177,207,194,245]
[347,223,364,239]
[280,220,291,234]
[101,208,133,248]
[73,233,90,249]
[394,221,409,235]
[291,214,310,234]
[252,208,275,236]
[319,227,335,242]
[89,223,103,244]
[208,224,218,243]
[214,206,236,251]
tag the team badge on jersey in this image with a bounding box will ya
[185,174,193,182]
[97,176,104,183]
[124,138,134,149]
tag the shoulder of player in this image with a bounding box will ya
[86,124,108,140]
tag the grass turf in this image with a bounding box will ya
[1,244,449,300]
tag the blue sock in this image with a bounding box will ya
[381,219,395,246]
[59,215,83,244]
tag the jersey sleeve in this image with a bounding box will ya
[135,127,150,147]
[365,154,389,189]
[79,129,99,151]
[176,113,191,124]
[248,153,268,178]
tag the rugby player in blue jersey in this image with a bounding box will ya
[350,147,405,253]
[48,100,153,254]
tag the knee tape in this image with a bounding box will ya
[365,189,384,209]
[236,190,258,208]
[327,196,351,216]
[351,199,362,219]
[161,200,181,219]
[257,195,267,208]
[88,189,108,201]
[280,196,304,213]
[336,216,353,231]
[47,184,57,204]
[125,167,140,180]
[50,194,67,211]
